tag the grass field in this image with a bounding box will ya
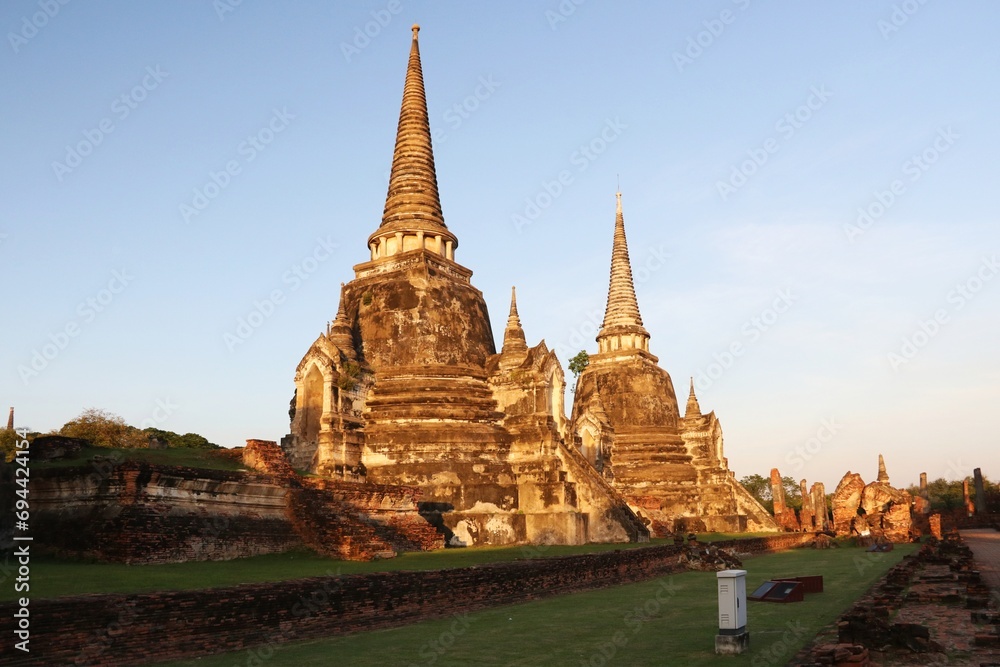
[31,445,246,471]
[1,536,779,601]
[153,543,914,667]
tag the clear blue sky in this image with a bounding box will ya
[2,2,998,490]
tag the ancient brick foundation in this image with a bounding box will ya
[790,534,998,665]
[31,442,442,563]
[0,534,812,666]
[30,463,300,563]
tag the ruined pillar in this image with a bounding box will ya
[799,479,814,531]
[770,468,786,515]
[928,513,942,540]
[5,407,12,431]
[770,468,799,531]
[964,479,974,515]
[973,468,987,514]
[913,472,931,515]
[811,482,828,531]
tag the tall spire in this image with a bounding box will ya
[500,286,529,367]
[596,191,650,355]
[368,25,457,261]
[684,378,702,418]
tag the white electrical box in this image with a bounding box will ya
[716,569,747,633]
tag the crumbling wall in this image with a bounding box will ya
[832,472,866,535]
[860,482,912,542]
[31,443,442,564]
[831,466,913,541]
[30,463,300,563]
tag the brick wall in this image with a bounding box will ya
[30,463,300,563]
[0,533,811,666]
[29,456,444,564]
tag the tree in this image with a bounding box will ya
[567,350,589,393]
[906,477,1000,513]
[782,476,802,510]
[739,474,770,503]
[924,477,964,511]
[59,408,148,449]
[143,427,219,449]
[568,350,590,378]
[0,429,20,462]
[739,473,801,513]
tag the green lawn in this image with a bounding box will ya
[154,543,914,667]
[2,541,665,601]
[31,445,246,471]
[4,534,788,601]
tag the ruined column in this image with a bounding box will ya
[964,479,974,515]
[812,482,828,531]
[973,468,987,514]
[770,468,786,515]
[770,468,800,531]
[913,472,931,515]
[799,479,814,531]
[928,513,942,540]
[5,407,12,431]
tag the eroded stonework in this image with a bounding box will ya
[280,26,774,546]
[831,456,913,542]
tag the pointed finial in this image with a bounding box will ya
[500,285,528,365]
[684,377,702,418]
[615,190,622,215]
[412,24,420,39]
[877,454,889,484]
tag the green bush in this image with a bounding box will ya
[143,427,219,449]
[59,408,147,449]
[0,429,23,462]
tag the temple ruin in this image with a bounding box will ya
[831,455,913,542]
[279,25,775,545]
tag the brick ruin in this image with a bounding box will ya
[750,459,970,542]
[830,455,913,542]
[756,467,832,533]
[279,26,775,544]
[770,467,801,531]
[30,439,442,564]
[792,533,999,664]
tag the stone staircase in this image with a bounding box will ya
[285,486,397,561]
[245,439,445,560]
[557,439,650,543]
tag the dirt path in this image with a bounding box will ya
[960,528,1000,598]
